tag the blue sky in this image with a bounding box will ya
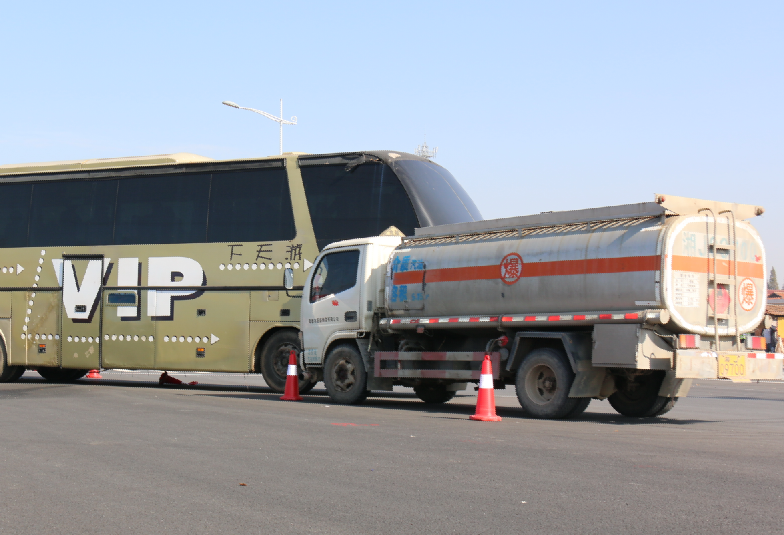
[1,1,782,278]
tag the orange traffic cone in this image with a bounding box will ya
[280,350,303,401]
[470,354,501,421]
[86,369,102,379]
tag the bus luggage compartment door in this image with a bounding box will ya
[59,258,104,370]
[153,291,250,372]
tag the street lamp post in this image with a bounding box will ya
[222,99,297,155]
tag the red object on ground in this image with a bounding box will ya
[469,355,502,422]
[86,369,102,379]
[280,350,303,401]
[159,371,198,386]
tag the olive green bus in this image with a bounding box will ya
[0,150,481,392]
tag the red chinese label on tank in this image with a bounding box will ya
[738,278,757,312]
[500,253,523,285]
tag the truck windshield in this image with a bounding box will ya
[310,250,360,302]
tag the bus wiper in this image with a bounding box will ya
[345,154,381,172]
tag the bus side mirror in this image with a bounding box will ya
[283,268,294,290]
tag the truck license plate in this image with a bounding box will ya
[718,354,747,381]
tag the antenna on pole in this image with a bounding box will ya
[415,136,438,160]
[222,99,297,155]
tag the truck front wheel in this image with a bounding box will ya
[608,371,677,417]
[515,348,581,419]
[323,344,368,404]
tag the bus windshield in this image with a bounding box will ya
[391,159,482,227]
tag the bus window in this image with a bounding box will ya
[28,179,117,247]
[115,174,210,245]
[310,250,360,302]
[0,183,32,248]
[301,163,419,250]
[207,169,295,243]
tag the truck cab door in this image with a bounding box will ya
[302,248,363,365]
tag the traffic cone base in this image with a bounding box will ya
[280,350,303,401]
[86,369,102,379]
[470,355,502,421]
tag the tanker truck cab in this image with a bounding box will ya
[301,236,402,402]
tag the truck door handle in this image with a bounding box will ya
[344,311,357,322]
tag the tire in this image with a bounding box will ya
[515,348,581,419]
[564,397,591,419]
[323,343,368,404]
[36,367,89,382]
[0,340,24,383]
[259,330,316,394]
[608,371,678,417]
[414,383,457,404]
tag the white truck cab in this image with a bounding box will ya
[301,236,401,371]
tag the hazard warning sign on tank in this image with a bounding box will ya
[738,278,757,312]
[500,253,523,285]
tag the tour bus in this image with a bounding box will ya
[0,151,482,392]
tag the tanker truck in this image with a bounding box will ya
[295,194,782,419]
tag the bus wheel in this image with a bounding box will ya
[515,348,581,419]
[608,372,677,417]
[0,340,24,383]
[414,384,456,404]
[36,368,89,382]
[260,330,314,394]
[323,344,367,404]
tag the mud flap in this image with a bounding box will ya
[658,370,692,397]
[359,338,393,391]
[568,361,606,398]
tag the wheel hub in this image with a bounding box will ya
[525,364,558,405]
[332,357,356,392]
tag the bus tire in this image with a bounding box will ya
[259,330,315,394]
[414,384,456,404]
[515,348,580,419]
[323,343,368,405]
[36,368,89,382]
[608,371,677,417]
[0,340,24,383]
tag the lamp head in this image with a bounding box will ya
[222,101,240,109]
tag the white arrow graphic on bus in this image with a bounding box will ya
[303,259,313,271]
[16,264,23,275]
[210,334,219,345]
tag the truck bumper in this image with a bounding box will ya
[675,350,784,381]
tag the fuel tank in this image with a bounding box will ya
[385,196,766,336]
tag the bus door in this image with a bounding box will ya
[58,256,104,370]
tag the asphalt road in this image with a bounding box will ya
[1,371,783,534]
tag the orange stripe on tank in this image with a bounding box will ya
[392,255,661,285]
[670,255,764,279]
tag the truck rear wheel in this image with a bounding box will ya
[36,368,89,382]
[259,330,316,394]
[515,348,581,419]
[0,340,24,383]
[323,344,368,404]
[414,384,456,404]
[608,371,678,417]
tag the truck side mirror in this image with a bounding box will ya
[283,268,294,290]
